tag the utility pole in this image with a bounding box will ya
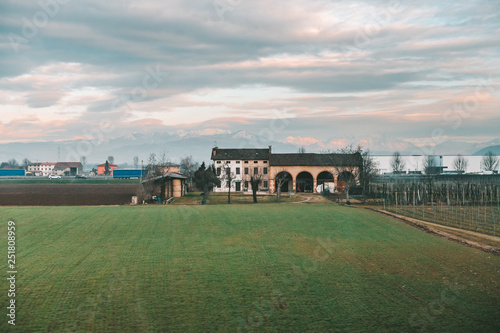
[140,160,143,183]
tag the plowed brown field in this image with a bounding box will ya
[0,184,139,206]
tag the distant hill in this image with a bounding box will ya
[1,132,500,165]
[473,145,500,156]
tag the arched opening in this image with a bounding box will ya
[275,171,293,193]
[296,171,313,193]
[317,171,335,193]
[337,171,354,193]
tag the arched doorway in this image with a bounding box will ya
[296,171,313,193]
[337,171,354,193]
[317,171,335,193]
[275,171,293,194]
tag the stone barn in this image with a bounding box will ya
[269,153,362,194]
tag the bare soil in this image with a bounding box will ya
[0,184,140,206]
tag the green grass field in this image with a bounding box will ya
[1,205,499,332]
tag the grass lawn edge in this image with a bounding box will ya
[362,206,500,256]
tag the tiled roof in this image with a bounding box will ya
[211,148,270,161]
[211,148,362,167]
[141,172,188,183]
[54,162,82,168]
[28,162,56,166]
[269,153,362,167]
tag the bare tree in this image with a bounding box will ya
[327,145,363,203]
[180,155,199,191]
[7,159,18,167]
[243,165,269,203]
[275,169,292,202]
[107,156,114,165]
[22,158,31,169]
[453,154,468,174]
[157,150,170,174]
[390,151,405,174]
[250,173,264,203]
[141,153,160,202]
[146,153,158,176]
[298,146,306,153]
[133,156,139,169]
[481,151,499,172]
[359,149,378,195]
[219,162,235,204]
[140,151,172,202]
[422,155,438,203]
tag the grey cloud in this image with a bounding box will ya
[0,0,499,144]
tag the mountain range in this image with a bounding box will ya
[1,130,499,166]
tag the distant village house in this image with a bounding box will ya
[97,163,118,175]
[28,162,82,176]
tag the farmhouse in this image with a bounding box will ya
[97,163,118,175]
[54,162,83,176]
[28,162,56,176]
[211,147,362,194]
[211,147,271,193]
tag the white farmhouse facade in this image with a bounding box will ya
[28,163,56,176]
[211,147,271,193]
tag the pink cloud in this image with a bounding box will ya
[283,136,322,146]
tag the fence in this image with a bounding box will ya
[368,179,500,236]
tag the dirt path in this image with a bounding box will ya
[365,207,500,256]
[293,193,326,204]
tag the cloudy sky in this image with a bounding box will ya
[1,0,499,149]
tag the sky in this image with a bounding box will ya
[1,0,499,150]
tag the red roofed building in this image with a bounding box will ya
[97,163,118,175]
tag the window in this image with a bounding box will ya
[244,161,249,164]
[263,167,268,175]
[244,168,249,175]
[264,161,268,164]
[226,161,231,163]
[254,161,258,163]
[217,161,221,164]
[236,161,241,164]
[236,167,240,175]
[254,167,258,175]
[263,181,268,188]
[245,181,249,188]
[217,167,221,176]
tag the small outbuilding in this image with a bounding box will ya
[141,172,188,202]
